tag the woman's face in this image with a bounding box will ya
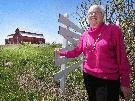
[88,7,104,28]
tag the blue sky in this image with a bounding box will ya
[0,0,82,45]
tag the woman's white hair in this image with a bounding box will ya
[88,4,105,16]
[87,4,105,24]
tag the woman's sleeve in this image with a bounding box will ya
[113,25,131,87]
[60,34,84,58]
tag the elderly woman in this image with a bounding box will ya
[55,4,131,101]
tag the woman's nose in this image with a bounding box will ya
[91,12,97,16]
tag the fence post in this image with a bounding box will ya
[60,13,69,94]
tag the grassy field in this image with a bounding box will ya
[0,44,134,101]
[0,44,87,101]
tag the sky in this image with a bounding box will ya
[0,0,82,45]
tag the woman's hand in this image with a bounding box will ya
[121,86,131,101]
[54,48,61,56]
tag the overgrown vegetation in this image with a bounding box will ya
[0,44,88,101]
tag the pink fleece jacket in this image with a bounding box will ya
[60,23,131,87]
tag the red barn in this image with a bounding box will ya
[5,28,45,44]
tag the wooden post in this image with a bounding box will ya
[60,13,69,94]
[53,13,83,99]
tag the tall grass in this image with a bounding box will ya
[0,44,87,101]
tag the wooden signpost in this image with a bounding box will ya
[53,13,84,95]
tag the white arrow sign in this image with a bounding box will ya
[58,14,84,33]
[53,60,83,81]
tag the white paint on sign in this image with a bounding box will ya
[54,13,84,94]
[59,26,80,39]
[58,14,84,33]
[53,60,83,81]
[59,31,78,45]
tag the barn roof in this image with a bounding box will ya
[20,31,44,38]
[7,28,45,39]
